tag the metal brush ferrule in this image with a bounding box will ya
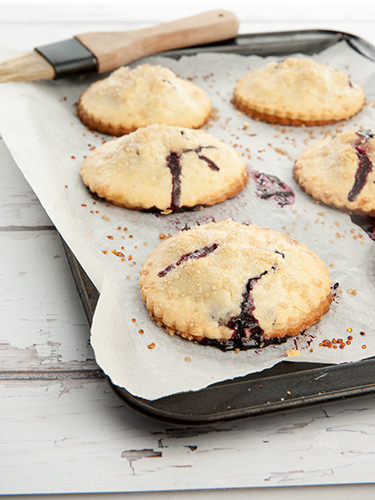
[35,38,98,78]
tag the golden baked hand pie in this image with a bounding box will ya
[294,129,375,215]
[234,57,365,126]
[140,220,332,350]
[78,64,211,135]
[80,125,248,213]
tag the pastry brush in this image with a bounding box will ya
[0,10,239,82]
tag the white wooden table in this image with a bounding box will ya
[2,2,375,498]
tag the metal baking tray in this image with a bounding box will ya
[64,29,375,424]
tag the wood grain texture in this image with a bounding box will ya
[0,137,52,228]
[76,10,239,73]
[1,379,375,494]
[0,230,95,371]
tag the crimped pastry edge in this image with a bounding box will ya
[77,97,211,137]
[141,284,332,344]
[139,221,333,346]
[233,89,365,127]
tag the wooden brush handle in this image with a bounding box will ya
[76,10,239,74]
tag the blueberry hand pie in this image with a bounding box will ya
[140,220,332,350]
[234,58,365,126]
[78,64,211,135]
[80,125,248,213]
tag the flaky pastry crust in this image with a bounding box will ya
[234,58,365,126]
[140,220,332,348]
[78,64,211,135]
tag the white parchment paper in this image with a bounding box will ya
[1,42,375,400]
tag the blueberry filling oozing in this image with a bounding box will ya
[204,259,281,351]
[223,270,268,349]
[347,130,374,202]
[251,171,295,207]
[157,243,219,278]
[166,146,219,210]
[186,146,220,172]
[202,334,287,351]
[166,152,182,211]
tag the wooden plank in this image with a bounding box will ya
[0,369,103,380]
[0,137,52,228]
[0,230,96,371]
[3,485,375,500]
[1,378,375,494]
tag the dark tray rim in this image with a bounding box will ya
[64,28,375,425]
